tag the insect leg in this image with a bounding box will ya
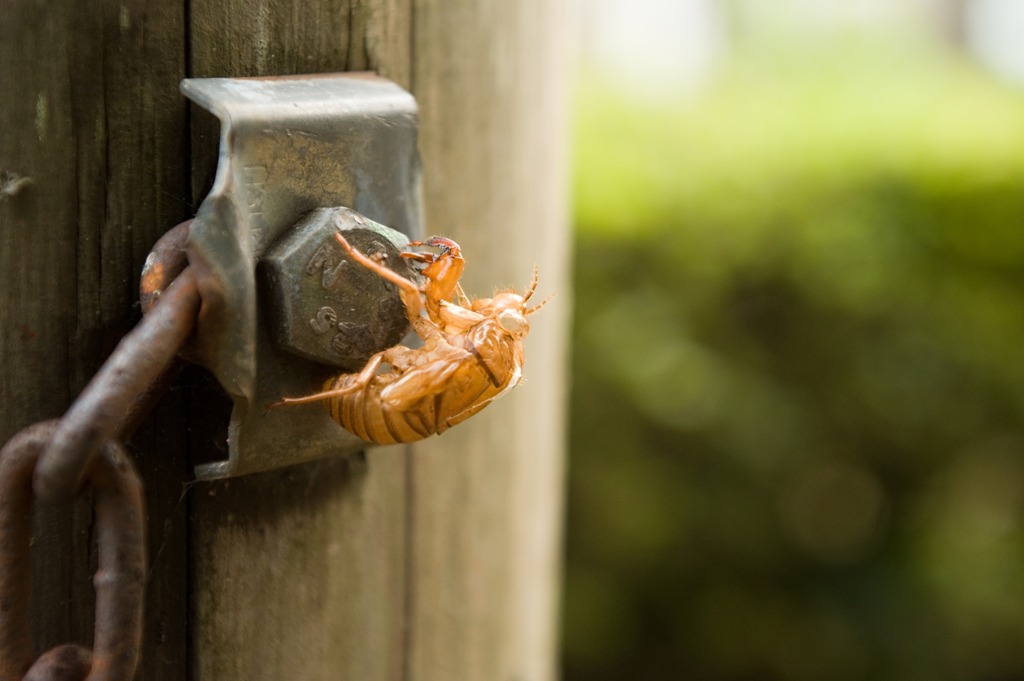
[335,232,424,322]
[455,282,471,307]
[400,237,465,316]
[273,352,386,407]
[272,383,357,406]
[400,251,435,265]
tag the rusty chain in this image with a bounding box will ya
[0,221,198,681]
[0,423,145,681]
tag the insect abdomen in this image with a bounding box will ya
[322,359,507,444]
[323,378,434,444]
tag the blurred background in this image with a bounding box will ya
[560,1,1024,680]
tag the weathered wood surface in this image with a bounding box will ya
[0,2,191,679]
[1,0,569,678]
[408,2,572,679]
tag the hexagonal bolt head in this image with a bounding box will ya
[259,207,414,370]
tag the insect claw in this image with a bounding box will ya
[400,251,435,264]
[423,236,460,251]
[406,236,461,257]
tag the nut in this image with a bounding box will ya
[258,207,414,370]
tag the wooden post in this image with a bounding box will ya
[1,1,569,679]
[0,3,191,678]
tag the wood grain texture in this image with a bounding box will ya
[0,1,191,679]
[408,2,572,680]
[190,0,413,84]
[191,451,408,680]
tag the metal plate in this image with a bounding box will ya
[180,73,422,479]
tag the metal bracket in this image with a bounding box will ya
[180,73,422,479]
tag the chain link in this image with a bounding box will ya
[0,221,199,681]
[0,423,146,681]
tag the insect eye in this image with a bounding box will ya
[497,309,528,335]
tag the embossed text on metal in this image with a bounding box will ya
[180,74,423,479]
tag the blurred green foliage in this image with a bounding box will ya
[563,55,1024,681]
